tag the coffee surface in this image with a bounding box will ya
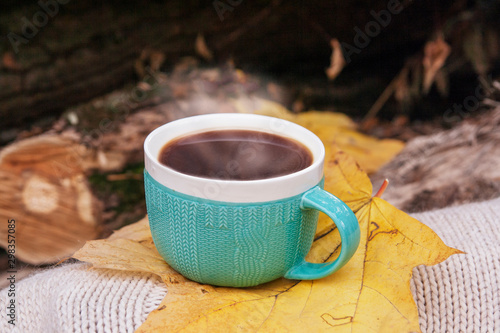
[159,130,312,180]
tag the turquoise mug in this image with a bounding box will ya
[144,113,360,287]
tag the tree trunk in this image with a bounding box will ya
[1,0,464,129]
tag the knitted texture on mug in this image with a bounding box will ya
[144,171,319,287]
[1,197,499,332]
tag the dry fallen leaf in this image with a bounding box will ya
[326,38,346,81]
[73,145,460,332]
[73,217,174,275]
[135,49,166,78]
[195,33,214,61]
[2,52,22,71]
[422,35,451,94]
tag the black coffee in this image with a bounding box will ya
[159,130,312,180]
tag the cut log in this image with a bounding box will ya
[0,135,102,264]
[372,106,500,212]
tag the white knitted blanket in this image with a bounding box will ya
[1,197,499,332]
[411,197,500,333]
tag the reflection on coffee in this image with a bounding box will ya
[159,130,312,180]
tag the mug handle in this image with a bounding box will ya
[284,186,360,280]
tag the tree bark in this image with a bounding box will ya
[372,106,500,212]
[1,0,462,129]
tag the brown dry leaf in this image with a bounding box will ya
[195,33,213,61]
[2,52,22,71]
[422,35,451,94]
[73,147,460,332]
[233,97,404,173]
[74,217,175,276]
[134,49,166,78]
[326,38,346,81]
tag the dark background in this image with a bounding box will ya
[1,0,499,139]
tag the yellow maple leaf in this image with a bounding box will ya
[73,146,460,332]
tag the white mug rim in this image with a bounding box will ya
[144,113,325,203]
